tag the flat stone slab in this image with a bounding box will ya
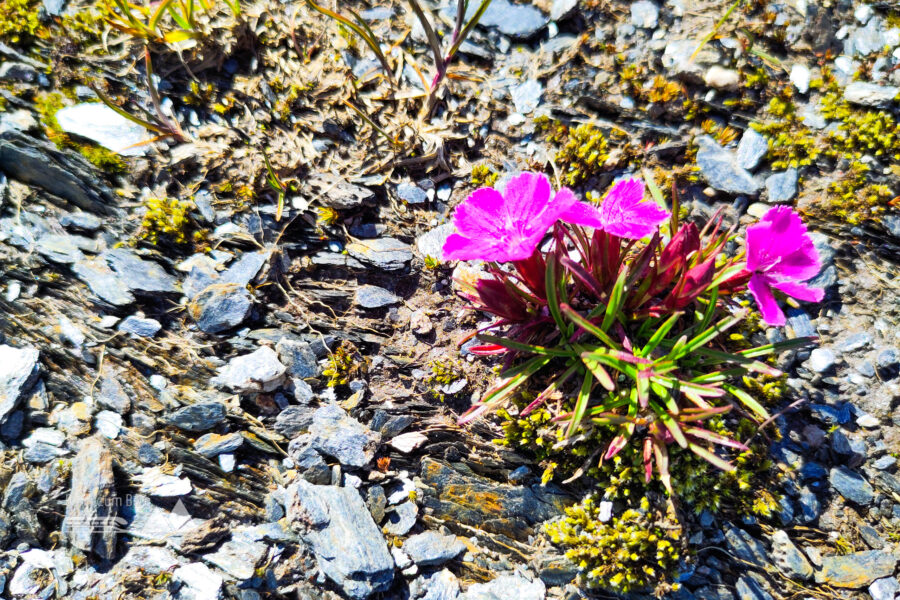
[287,479,394,599]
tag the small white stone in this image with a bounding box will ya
[5,281,20,302]
[854,4,872,25]
[174,562,224,600]
[391,546,413,569]
[834,55,855,76]
[598,501,613,522]
[95,410,123,439]
[55,103,153,156]
[98,315,120,328]
[704,66,741,90]
[856,414,880,428]
[141,468,193,497]
[219,453,236,473]
[630,0,659,29]
[389,432,428,453]
[790,64,811,94]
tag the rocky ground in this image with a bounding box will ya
[1,0,900,598]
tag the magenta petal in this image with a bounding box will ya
[451,187,506,239]
[760,205,809,240]
[769,245,821,282]
[744,220,773,273]
[502,172,552,228]
[597,178,670,239]
[771,279,825,303]
[748,272,785,326]
[443,233,504,261]
[558,189,605,228]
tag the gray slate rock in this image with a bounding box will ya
[118,315,162,338]
[347,237,413,271]
[840,331,872,352]
[830,466,874,505]
[843,82,900,108]
[35,234,84,264]
[797,487,821,522]
[724,524,768,567]
[305,403,380,468]
[382,501,417,536]
[550,0,577,20]
[2,471,30,511]
[0,345,39,424]
[43,0,66,16]
[766,169,798,203]
[190,283,252,334]
[662,40,723,81]
[104,249,178,294]
[511,79,543,114]
[61,437,117,559]
[276,338,319,379]
[274,405,314,438]
[220,250,270,287]
[355,285,400,308]
[194,432,243,457]
[287,479,394,599]
[420,458,568,541]
[212,347,287,393]
[309,176,375,210]
[883,214,900,238]
[165,402,227,432]
[294,444,331,484]
[0,130,115,213]
[403,531,465,567]
[202,525,268,579]
[396,182,428,204]
[417,569,461,600]
[735,576,774,600]
[815,550,898,588]
[60,212,102,232]
[97,367,130,412]
[696,136,762,195]
[736,129,769,171]
[55,103,153,156]
[770,530,813,581]
[0,62,38,83]
[869,577,900,600]
[73,256,135,306]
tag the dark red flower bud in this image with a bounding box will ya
[665,255,716,310]
[475,278,529,321]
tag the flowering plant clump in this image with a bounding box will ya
[445,172,822,491]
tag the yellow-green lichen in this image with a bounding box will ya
[545,495,681,593]
[671,420,781,517]
[470,163,499,188]
[425,359,465,400]
[139,197,202,245]
[751,94,821,170]
[323,341,365,387]
[555,123,611,186]
[0,0,43,44]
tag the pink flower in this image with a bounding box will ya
[443,174,672,263]
[442,172,604,262]
[562,178,670,239]
[746,206,824,326]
